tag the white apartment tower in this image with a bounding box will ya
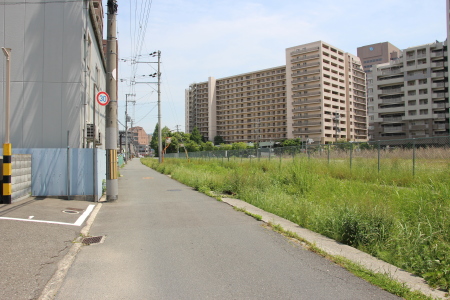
[186,41,368,144]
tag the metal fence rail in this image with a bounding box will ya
[164,136,450,175]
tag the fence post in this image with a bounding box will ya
[327,144,330,164]
[350,142,353,170]
[412,139,416,176]
[377,141,380,173]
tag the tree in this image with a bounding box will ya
[231,142,248,150]
[201,141,215,151]
[190,126,203,144]
[150,123,159,156]
[213,135,224,145]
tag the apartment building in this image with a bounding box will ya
[369,41,448,140]
[186,41,368,144]
[357,42,401,74]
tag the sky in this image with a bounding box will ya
[114,0,447,136]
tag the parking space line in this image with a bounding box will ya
[0,204,96,226]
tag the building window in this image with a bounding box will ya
[407,80,415,86]
[419,109,428,115]
[419,89,428,95]
[408,110,417,116]
[408,90,416,96]
[419,99,428,105]
[408,100,416,105]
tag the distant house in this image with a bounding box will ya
[0,0,108,149]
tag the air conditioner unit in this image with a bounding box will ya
[86,124,96,141]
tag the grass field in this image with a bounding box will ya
[141,156,450,292]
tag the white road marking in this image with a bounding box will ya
[28,216,34,219]
[0,204,96,226]
[73,205,95,226]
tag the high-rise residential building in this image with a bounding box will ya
[369,41,448,140]
[186,41,367,144]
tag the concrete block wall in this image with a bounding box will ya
[11,154,32,202]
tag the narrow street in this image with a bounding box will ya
[56,159,399,299]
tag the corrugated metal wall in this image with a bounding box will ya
[1,148,106,201]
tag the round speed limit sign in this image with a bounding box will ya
[96,91,110,106]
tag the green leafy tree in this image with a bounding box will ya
[190,126,203,144]
[201,141,215,151]
[150,123,159,156]
[231,142,248,150]
[213,135,224,145]
[219,143,232,150]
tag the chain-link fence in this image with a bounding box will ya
[164,136,450,175]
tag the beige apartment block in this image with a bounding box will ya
[286,41,367,144]
[186,41,368,144]
[369,41,448,140]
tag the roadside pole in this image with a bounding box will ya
[2,47,11,204]
[105,0,118,201]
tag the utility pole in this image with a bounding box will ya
[2,48,11,204]
[106,0,118,201]
[157,51,162,163]
[133,51,161,162]
[175,125,181,133]
[125,93,135,161]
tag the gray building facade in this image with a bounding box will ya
[0,0,107,149]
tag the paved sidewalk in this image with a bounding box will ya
[0,197,98,300]
[55,158,400,300]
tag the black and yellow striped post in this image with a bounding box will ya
[3,143,12,204]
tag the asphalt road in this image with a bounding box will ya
[56,158,400,299]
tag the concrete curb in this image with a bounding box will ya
[38,201,103,300]
[220,197,448,300]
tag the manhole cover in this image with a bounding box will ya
[62,210,80,214]
[82,236,105,245]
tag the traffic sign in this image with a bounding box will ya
[96,91,110,106]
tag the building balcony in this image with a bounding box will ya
[291,69,321,78]
[383,126,405,133]
[293,121,321,127]
[290,46,319,56]
[291,53,320,63]
[432,82,447,89]
[431,51,447,58]
[293,129,322,134]
[292,113,321,120]
[432,92,448,99]
[382,116,404,122]
[434,113,449,119]
[380,96,404,104]
[379,87,404,95]
[293,98,322,105]
[431,61,448,68]
[292,91,321,98]
[292,106,321,113]
[291,76,320,84]
[291,62,320,71]
[431,72,448,79]
[433,124,448,130]
[292,83,321,91]
[379,69,403,76]
[433,102,449,109]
